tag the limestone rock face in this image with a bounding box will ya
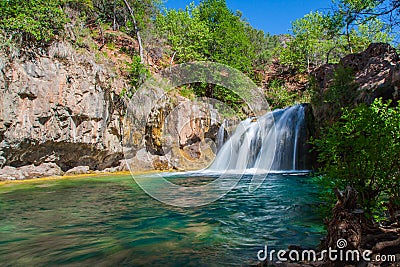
[123,92,229,172]
[0,42,234,178]
[0,41,261,179]
[0,42,125,174]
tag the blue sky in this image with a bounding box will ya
[164,0,334,35]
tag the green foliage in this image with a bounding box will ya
[198,0,256,76]
[308,66,359,130]
[352,18,394,51]
[0,0,68,43]
[280,2,396,73]
[126,55,150,92]
[324,66,357,107]
[279,11,346,73]
[154,0,280,111]
[245,28,280,68]
[265,79,304,109]
[178,86,196,100]
[186,83,244,115]
[64,0,94,14]
[334,0,397,53]
[313,98,400,220]
[155,5,211,62]
[156,0,278,81]
[325,67,357,104]
[92,0,160,31]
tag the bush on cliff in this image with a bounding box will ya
[0,0,94,44]
[0,0,67,43]
[313,98,400,222]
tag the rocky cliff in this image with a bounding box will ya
[0,42,128,179]
[0,42,227,180]
[312,43,400,127]
[1,42,398,180]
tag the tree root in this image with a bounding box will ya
[380,227,400,234]
[372,236,400,252]
[362,232,398,247]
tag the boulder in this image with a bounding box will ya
[0,166,24,181]
[65,166,90,175]
[19,163,62,179]
[0,163,61,181]
[0,42,125,173]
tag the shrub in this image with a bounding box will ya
[0,0,68,43]
[123,55,150,97]
[313,98,400,221]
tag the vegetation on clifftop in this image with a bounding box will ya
[280,0,398,73]
[1,0,397,109]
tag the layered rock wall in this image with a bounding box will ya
[312,43,400,127]
[0,42,126,176]
[0,43,226,179]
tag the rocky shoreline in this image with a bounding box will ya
[0,163,121,181]
[0,168,171,184]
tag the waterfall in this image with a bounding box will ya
[216,120,226,152]
[209,104,308,172]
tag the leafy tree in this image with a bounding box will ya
[351,17,394,51]
[91,0,161,62]
[126,55,150,89]
[280,1,396,73]
[64,0,94,14]
[197,0,255,75]
[157,0,275,81]
[265,79,305,109]
[310,65,359,124]
[313,98,400,220]
[280,11,344,73]
[92,0,160,31]
[244,26,280,69]
[334,0,399,51]
[155,0,273,110]
[334,0,380,52]
[0,0,68,43]
[155,4,211,62]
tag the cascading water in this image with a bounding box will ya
[209,104,308,172]
[216,120,226,152]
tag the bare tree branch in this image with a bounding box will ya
[122,0,145,63]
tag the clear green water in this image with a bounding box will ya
[0,173,325,266]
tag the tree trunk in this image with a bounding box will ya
[324,187,362,266]
[113,0,117,31]
[122,0,145,63]
[346,23,353,53]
